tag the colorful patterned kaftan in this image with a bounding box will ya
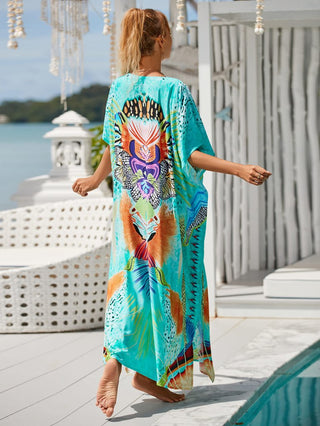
[102,73,216,390]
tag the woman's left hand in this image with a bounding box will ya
[72,176,98,197]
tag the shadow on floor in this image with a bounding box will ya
[105,377,267,423]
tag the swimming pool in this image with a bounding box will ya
[225,339,320,426]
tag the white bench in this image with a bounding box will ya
[263,253,320,298]
[0,247,87,270]
[0,198,113,333]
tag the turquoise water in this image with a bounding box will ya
[0,122,101,211]
[227,339,320,426]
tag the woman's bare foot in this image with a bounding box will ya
[132,372,185,403]
[96,358,122,417]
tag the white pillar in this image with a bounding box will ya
[198,2,217,318]
[246,26,266,270]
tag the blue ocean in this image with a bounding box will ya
[0,122,101,211]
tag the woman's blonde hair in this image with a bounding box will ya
[119,8,170,75]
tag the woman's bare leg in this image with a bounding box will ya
[96,357,122,417]
[132,372,185,402]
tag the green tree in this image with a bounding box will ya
[0,84,110,123]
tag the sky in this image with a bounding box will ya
[0,0,198,104]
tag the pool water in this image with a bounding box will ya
[227,339,320,426]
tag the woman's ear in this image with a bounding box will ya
[158,35,164,48]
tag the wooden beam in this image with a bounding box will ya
[208,0,320,26]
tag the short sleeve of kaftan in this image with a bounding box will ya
[102,81,116,145]
[175,82,215,177]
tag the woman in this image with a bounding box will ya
[72,8,271,418]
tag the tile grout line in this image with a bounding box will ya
[212,317,246,342]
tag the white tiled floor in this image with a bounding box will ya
[0,317,319,425]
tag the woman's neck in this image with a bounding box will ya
[133,54,164,77]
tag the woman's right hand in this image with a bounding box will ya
[238,164,272,185]
[72,176,98,197]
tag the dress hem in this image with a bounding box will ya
[103,350,215,391]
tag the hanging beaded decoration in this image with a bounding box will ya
[109,22,117,82]
[40,0,89,111]
[7,0,26,49]
[176,0,186,32]
[102,1,116,81]
[102,0,111,35]
[255,0,264,35]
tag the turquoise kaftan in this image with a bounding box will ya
[102,73,216,390]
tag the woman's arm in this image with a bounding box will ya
[92,144,112,187]
[72,145,112,196]
[188,150,272,185]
